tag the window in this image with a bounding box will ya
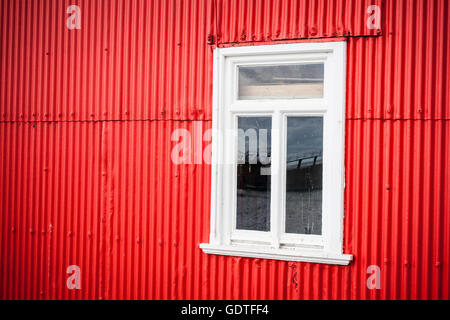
[200,42,352,265]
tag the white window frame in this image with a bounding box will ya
[200,41,352,265]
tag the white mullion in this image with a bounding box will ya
[270,111,282,248]
[230,100,326,112]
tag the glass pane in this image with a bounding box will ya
[238,64,324,100]
[236,117,271,231]
[285,117,323,235]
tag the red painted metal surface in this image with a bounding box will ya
[216,0,382,44]
[0,0,449,299]
[0,0,215,122]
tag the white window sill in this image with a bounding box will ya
[200,243,353,266]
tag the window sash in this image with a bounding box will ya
[229,110,326,248]
[226,52,331,248]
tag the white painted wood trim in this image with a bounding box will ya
[200,243,353,265]
[202,41,352,265]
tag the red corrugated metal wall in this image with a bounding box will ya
[0,0,449,299]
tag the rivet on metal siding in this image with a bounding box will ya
[435,262,441,267]
[386,185,391,190]
[115,236,120,242]
[88,232,93,238]
[158,240,163,246]
[418,107,423,113]
[207,34,215,45]
[137,237,142,244]
[68,231,73,237]
[11,227,15,233]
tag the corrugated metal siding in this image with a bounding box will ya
[0,0,215,122]
[0,121,104,299]
[216,0,382,44]
[0,0,449,299]
[346,0,450,120]
[345,119,450,299]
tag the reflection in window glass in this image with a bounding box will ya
[285,117,323,235]
[238,64,324,100]
[236,117,271,231]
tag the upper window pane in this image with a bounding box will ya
[238,64,324,100]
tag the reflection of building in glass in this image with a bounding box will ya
[286,151,322,192]
[237,150,271,191]
[285,151,322,235]
[239,64,324,99]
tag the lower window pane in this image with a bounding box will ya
[236,117,271,231]
[285,117,323,235]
